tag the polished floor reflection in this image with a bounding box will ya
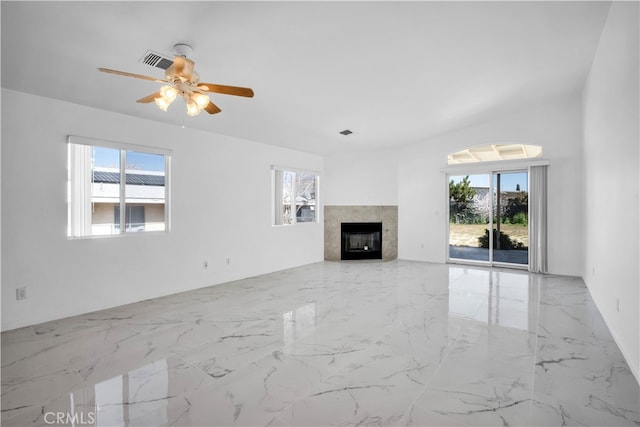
[2,260,638,426]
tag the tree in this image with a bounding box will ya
[505,191,528,219]
[449,176,477,223]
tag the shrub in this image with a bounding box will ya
[478,229,526,250]
[510,212,528,225]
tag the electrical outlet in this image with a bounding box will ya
[226,257,231,265]
[617,298,620,313]
[16,287,27,300]
[203,260,209,269]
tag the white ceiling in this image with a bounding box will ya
[1,1,611,156]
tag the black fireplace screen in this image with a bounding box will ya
[341,222,382,260]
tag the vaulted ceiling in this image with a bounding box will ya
[1,1,611,155]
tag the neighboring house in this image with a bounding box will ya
[91,167,166,235]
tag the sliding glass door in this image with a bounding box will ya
[491,171,528,265]
[448,170,529,267]
[449,174,490,262]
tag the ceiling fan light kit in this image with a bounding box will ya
[99,43,253,117]
[154,85,178,111]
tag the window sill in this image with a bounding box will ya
[67,230,170,240]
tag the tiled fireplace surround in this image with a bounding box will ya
[324,205,398,261]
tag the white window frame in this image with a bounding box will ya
[271,165,320,226]
[67,135,172,238]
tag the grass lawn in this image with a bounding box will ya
[449,223,528,247]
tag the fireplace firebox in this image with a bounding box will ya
[341,222,382,260]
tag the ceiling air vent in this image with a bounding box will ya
[139,50,174,70]
[339,129,353,136]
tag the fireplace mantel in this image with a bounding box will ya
[324,206,398,261]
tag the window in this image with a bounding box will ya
[68,136,170,238]
[447,144,542,164]
[272,167,319,225]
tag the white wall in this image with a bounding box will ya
[323,149,398,206]
[398,96,584,277]
[1,89,324,331]
[582,2,639,380]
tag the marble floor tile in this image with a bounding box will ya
[2,260,638,426]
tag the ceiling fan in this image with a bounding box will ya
[98,44,254,116]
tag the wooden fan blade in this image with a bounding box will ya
[204,101,222,114]
[197,83,254,98]
[98,68,167,83]
[136,91,161,103]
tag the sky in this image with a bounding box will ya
[93,147,165,172]
[450,172,528,192]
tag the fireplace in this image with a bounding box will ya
[341,222,382,260]
[325,206,397,261]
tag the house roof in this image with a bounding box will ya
[93,171,165,187]
[0,1,613,155]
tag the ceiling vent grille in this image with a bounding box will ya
[139,50,174,70]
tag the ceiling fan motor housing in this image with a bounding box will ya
[173,43,193,58]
